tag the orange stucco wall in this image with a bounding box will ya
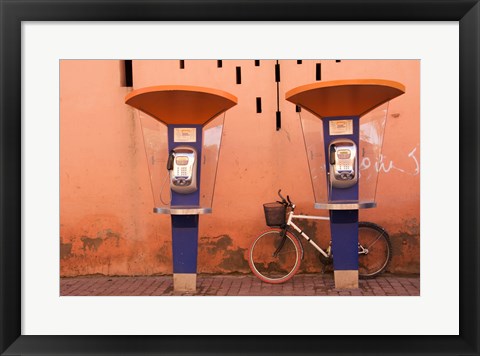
[60,59,420,276]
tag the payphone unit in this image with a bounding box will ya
[329,139,357,189]
[167,146,198,194]
[125,85,237,293]
[286,79,405,289]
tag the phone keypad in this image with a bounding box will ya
[338,161,351,170]
[175,166,190,176]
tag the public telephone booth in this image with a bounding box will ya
[125,85,237,292]
[286,79,405,289]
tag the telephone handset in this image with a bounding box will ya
[166,146,198,194]
[329,139,357,189]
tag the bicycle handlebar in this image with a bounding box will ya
[277,189,294,208]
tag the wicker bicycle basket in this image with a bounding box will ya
[263,202,286,227]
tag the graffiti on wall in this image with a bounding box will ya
[360,146,420,176]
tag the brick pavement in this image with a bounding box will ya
[60,273,419,296]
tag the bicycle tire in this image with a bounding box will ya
[248,228,302,284]
[358,221,392,279]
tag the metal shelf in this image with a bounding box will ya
[153,206,212,215]
[314,201,376,210]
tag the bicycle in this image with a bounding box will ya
[248,190,392,284]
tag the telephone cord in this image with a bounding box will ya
[159,173,171,205]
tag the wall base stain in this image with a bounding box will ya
[156,242,172,265]
[389,233,420,274]
[198,235,249,273]
[290,215,331,273]
[81,236,103,251]
[218,247,249,271]
[60,224,420,276]
[401,218,420,236]
[61,224,174,277]
[60,242,73,259]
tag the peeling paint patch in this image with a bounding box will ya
[400,218,420,236]
[218,247,249,271]
[156,242,172,265]
[81,236,103,251]
[60,242,73,259]
[202,234,233,249]
[389,233,420,274]
[199,235,249,272]
[294,215,319,241]
[292,215,332,273]
[98,229,121,246]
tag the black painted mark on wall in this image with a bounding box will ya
[256,97,262,113]
[296,105,301,113]
[275,63,280,82]
[124,60,133,87]
[297,60,303,64]
[179,60,185,69]
[255,60,260,67]
[275,60,281,131]
[217,60,223,68]
[276,111,281,131]
[236,66,242,84]
[316,63,322,81]
[120,60,133,87]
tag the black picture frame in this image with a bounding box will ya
[1,1,479,355]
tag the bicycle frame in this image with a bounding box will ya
[285,207,331,258]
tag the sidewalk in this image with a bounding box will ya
[60,273,420,296]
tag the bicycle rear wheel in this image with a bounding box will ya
[358,222,392,278]
[248,228,302,284]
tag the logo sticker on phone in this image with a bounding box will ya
[329,120,353,136]
[174,128,196,142]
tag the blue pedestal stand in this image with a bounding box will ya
[168,124,203,292]
[323,117,360,289]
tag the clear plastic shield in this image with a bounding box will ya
[299,111,328,204]
[359,103,389,202]
[199,115,224,209]
[138,111,170,208]
[138,111,224,211]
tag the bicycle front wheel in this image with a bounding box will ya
[248,229,302,284]
[358,222,392,278]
